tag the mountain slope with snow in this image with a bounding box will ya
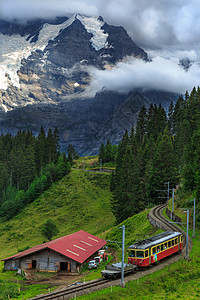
[0,15,177,155]
[0,14,147,112]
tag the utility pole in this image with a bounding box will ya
[164,182,170,203]
[100,159,102,172]
[171,188,174,220]
[106,226,125,287]
[157,182,173,204]
[192,198,196,238]
[184,209,189,260]
[120,225,125,287]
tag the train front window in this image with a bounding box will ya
[136,251,144,258]
[145,250,149,257]
[129,250,135,257]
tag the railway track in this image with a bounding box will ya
[148,203,187,247]
[29,278,110,300]
[29,204,189,300]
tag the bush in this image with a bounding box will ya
[41,219,59,241]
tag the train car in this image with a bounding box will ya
[128,231,183,268]
[101,262,137,279]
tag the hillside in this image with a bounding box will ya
[80,208,200,300]
[0,15,178,155]
[0,169,115,260]
[0,167,199,299]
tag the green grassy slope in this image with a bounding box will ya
[0,170,115,260]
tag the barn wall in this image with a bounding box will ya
[4,249,78,272]
[4,259,18,271]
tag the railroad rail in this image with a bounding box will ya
[29,278,110,300]
[148,204,187,247]
[29,204,189,300]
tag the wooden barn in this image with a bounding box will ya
[2,230,107,273]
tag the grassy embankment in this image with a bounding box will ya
[79,196,200,299]
[0,159,199,299]
[0,169,115,299]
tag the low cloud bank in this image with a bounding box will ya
[84,56,200,96]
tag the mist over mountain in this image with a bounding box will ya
[0,15,178,154]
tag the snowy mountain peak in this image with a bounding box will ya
[0,15,147,112]
[76,15,108,50]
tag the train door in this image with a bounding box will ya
[149,247,152,264]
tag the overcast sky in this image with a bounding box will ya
[1,0,200,95]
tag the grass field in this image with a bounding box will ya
[0,170,115,260]
[0,167,199,299]
[0,169,115,299]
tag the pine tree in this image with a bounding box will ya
[46,128,56,163]
[168,100,174,135]
[147,127,177,204]
[36,126,46,173]
[135,105,147,144]
[99,143,105,164]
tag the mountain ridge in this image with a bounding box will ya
[0,15,177,155]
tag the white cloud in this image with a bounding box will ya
[84,56,200,96]
[1,0,200,53]
[1,0,200,95]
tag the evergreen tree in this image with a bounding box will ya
[168,100,174,135]
[147,127,178,204]
[36,126,46,173]
[135,105,147,144]
[99,143,105,164]
[46,128,56,163]
[41,219,59,241]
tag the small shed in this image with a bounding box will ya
[2,230,107,273]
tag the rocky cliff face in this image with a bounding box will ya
[0,15,176,155]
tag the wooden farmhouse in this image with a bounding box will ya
[2,230,107,273]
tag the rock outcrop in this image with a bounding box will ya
[0,15,177,155]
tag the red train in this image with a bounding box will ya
[128,231,183,268]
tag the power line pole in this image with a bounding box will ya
[171,188,174,220]
[100,159,102,172]
[164,182,170,203]
[185,209,189,260]
[192,198,196,238]
[120,225,125,287]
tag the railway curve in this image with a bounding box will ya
[29,204,192,300]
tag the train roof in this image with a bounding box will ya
[128,231,182,250]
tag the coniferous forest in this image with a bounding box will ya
[0,127,71,219]
[110,87,200,224]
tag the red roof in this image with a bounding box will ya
[2,230,107,264]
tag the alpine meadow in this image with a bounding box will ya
[0,1,200,299]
